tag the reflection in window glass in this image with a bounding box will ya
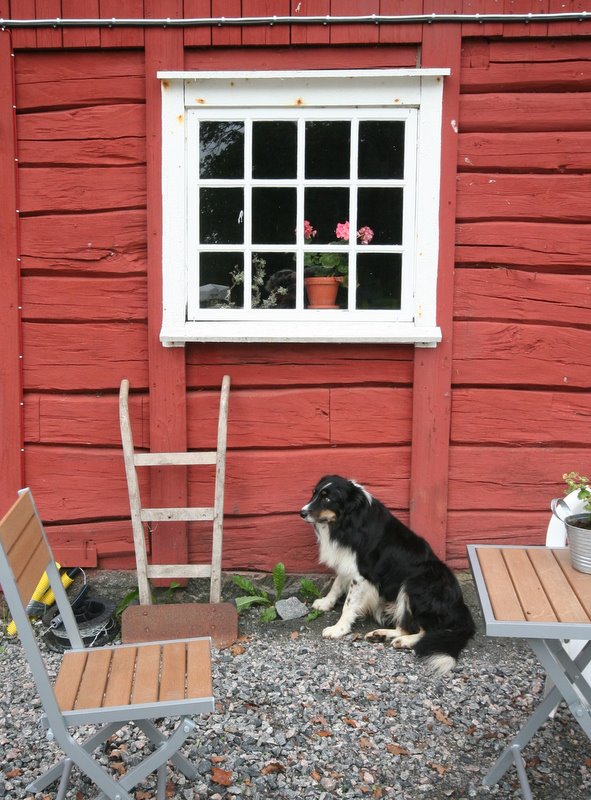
[200,188,244,244]
[200,252,244,308]
[253,121,297,179]
[304,188,350,244]
[252,253,297,309]
[357,188,403,245]
[252,188,297,244]
[358,121,405,179]
[199,121,244,179]
[305,121,351,179]
[356,253,402,310]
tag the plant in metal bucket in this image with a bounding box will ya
[563,472,591,512]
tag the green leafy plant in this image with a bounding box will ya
[115,582,180,618]
[303,219,374,279]
[232,564,325,623]
[564,472,591,512]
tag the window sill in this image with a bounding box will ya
[160,321,441,347]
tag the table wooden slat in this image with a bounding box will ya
[55,650,87,711]
[476,548,526,621]
[554,549,591,619]
[75,649,113,709]
[502,549,558,623]
[131,644,161,705]
[103,646,137,707]
[160,642,187,701]
[187,639,212,699]
[528,549,590,623]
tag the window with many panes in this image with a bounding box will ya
[159,70,447,345]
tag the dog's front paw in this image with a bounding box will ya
[365,628,401,643]
[322,623,349,639]
[313,597,335,612]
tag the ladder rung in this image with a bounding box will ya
[146,564,212,579]
[140,508,215,522]
[134,452,217,466]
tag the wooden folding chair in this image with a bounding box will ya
[119,376,230,605]
[0,489,214,800]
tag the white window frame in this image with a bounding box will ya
[159,69,448,347]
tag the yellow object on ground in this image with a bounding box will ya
[6,562,62,636]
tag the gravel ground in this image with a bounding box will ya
[1,571,590,800]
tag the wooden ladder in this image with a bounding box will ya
[119,377,230,605]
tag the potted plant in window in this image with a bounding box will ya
[551,472,591,573]
[303,220,374,309]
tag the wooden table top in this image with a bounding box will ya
[468,545,591,639]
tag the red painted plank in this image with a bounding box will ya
[460,93,591,132]
[409,2,461,560]
[454,268,591,326]
[379,0,423,44]
[330,387,412,445]
[145,1,188,574]
[451,388,591,446]
[455,221,591,268]
[461,59,591,93]
[329,0,380,45]
[10,0,38,49]
[15,51,145,110]
[17,103,146,147]
[0,13,24,512]
[22,321,149,390]
[458,132,591,173]
[99,0,145,47]
[186,344,413,388]
[184,43,417,70]
[183,0,212,47]
[457,174,591,222]
[35,0,63,48]
[24,444,410,521]
[19,166,146,213]
[211,0,241,46]
[241,0,291,46]
[483,38,591,64]
[290,0,330,46]
[548,0,589,36]
[453,321,591,388]
[20,210,147,273]
[446,510,549,567]
[62,0,101,48]
[24,391,147,446]
[22,276,148,321]
[461,0,503,37]
[448,446,587,510]
[19,135,146,167]
[502,0,548,38]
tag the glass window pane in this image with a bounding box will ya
[199,121,244,179]
[358,121,405,179]
[356,253,402,310]
[199,253,244,308]
[200,188,244,244]
[252,188,296,244]
[357,187,403,245]
[253,121,297,179]
[305,121,351,179]
[252,253,297,309]
[304,188,350,244]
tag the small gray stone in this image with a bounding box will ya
[275,596,308,620]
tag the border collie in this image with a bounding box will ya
[300,475,475,675]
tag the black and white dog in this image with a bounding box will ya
[300,475,475,675]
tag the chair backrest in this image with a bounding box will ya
[0,489,84,732]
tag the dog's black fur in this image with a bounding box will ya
[300,475,475,674]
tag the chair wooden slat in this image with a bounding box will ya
[187,640,213,699]
[160,643,187,701]
[554,548,591,618]
[502,549,557,623]
[103,647,137,708]
[131,644,161,705]
[529,549,590,623]
[476,547,526,621]
[0,490,36,551]
[13,534,51,607]
[74,649,113,710]
[55,651,88,711]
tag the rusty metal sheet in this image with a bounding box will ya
[121,602,238,649]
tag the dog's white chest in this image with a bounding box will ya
[314,523,358,578]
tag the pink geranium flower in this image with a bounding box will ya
[303,219,317,240]
[357,225,374,245]
[335,221,350,241]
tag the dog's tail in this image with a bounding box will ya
[414,625,475,676]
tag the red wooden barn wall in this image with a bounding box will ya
[0,1,589,575]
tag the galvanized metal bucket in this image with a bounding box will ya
[551,498,591,574]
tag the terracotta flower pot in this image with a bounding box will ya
[304,276,343,309]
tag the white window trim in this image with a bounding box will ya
[159,69,448,347]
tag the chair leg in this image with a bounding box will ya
[55,758,73,800]
[157,764,168,800]
[136,718,199,778]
